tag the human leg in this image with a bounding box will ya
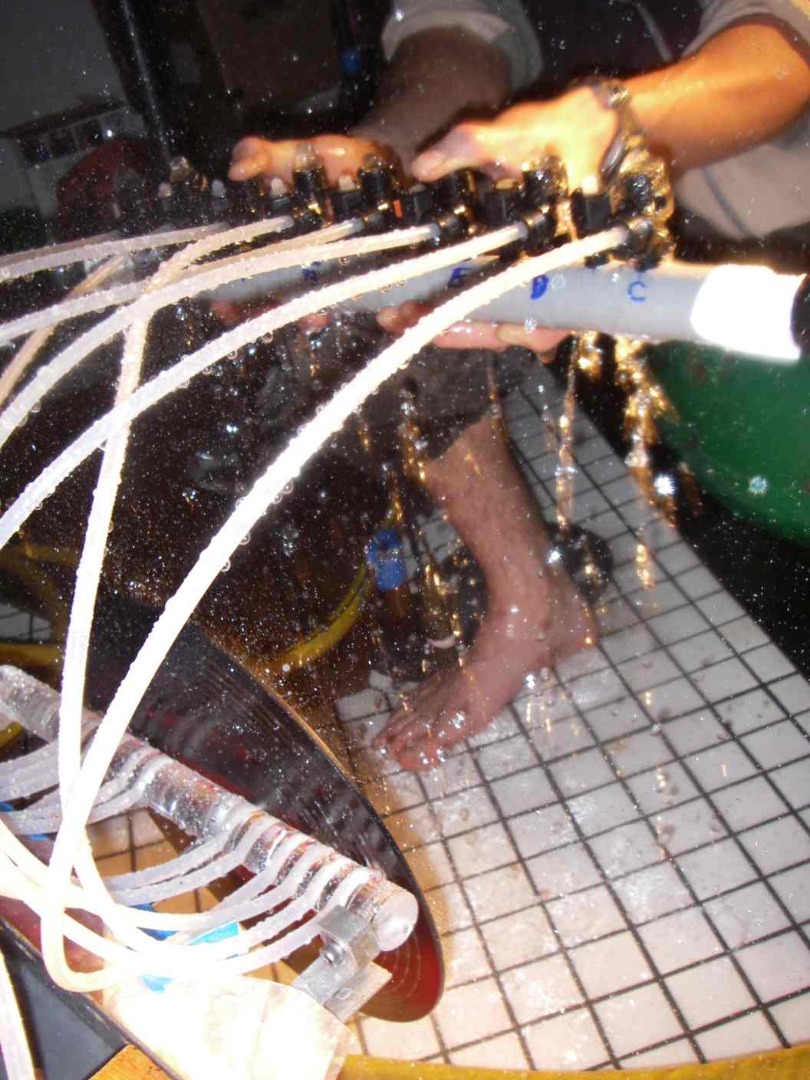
[376,408,595,770]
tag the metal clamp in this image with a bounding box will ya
[292,906,391,1022]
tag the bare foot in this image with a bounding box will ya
[375,567,596,771]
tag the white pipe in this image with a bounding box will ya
[342,257,805,364]
[0,218,422,347]
[56,221,304,960]
[0,214,339,346]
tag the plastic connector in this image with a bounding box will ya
[570,190,612,237]
[519,206,558,255]
[292,143,328,209]
[400,184,435,226]
[483,179,522,229]
[523,155,568,208]
[331,183,364,222]
[357,154,398,206]
[431,169,477,212]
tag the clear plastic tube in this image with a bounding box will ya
[0,949,36,1080]
[0,740,60,800]
[37,227,622,990]
[0,223,524,544]
[0,221,224,285]
[0,222,438,436]
[0,215,300,347]
[0,218,416,347]
[0,256,129,408]
[107,816,270,906]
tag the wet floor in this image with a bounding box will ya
[334,365,810,1070]
[4,358,807,1071]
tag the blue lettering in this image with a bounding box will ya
[628,279,647,302]
[531,274,549,300]
[448,266,469,286]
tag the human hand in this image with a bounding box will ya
[411,86,617,192]
[228,134,390,187]
[378,301,567,357]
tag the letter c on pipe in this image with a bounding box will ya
[628,279,647,302]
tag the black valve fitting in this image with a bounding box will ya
[616,215,671,270]
[292,163,328,210]
[228,177,269,223]
[163,156,212,227]
[330,185,364,222]
[400,184,435,226]
[358,205,398,234]
[520,206,558,254]
[523,157,567,208]
[267,188,294,218]
[482,180,556,261]
[358,156,398,206]
[430,208,474,245]
[570,190,612,238]
[483,180,523,229]
[431,169,478,212]
[288,204,324,234]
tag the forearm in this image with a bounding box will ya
[627,22,810,173]
[352,27,511,169]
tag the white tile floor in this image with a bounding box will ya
[335,368,810,1070]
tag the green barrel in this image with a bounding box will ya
[648,343,810,546]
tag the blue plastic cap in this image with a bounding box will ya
[367,529,408,591]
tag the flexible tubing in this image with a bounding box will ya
[0,215,296,347]
[106,816,271,906]
[38,227,622,989]
[0,217,417,347]
[0,949,36,1080]
[56,225,279,954]
[19,223,528,985]
[0,223,523,546]
[0,256,129,409]
[0,223,437,438]
[0,225,557,980]
[0,221,224,285]
[0,740,60,799]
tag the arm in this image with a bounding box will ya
[229,26,510,184]
[412,21,810,188]
[352,27,511,167]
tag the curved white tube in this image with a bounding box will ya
[0,221,224,284]
[0,224,525,547]
[0,256,129,409]
[0,218,423,348]
[57,221,300,957]
[0,214,481,976]
[39,228,622,990]
[0,223,438,442]
[0,949,36,1080]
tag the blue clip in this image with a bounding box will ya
[139,904,239,993]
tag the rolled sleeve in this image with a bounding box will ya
[689,0,810,52]
[382,0,542,90]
